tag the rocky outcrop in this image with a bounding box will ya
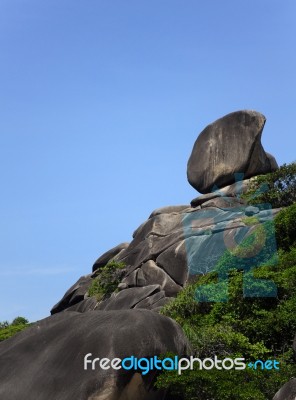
[51,274,92,314]
[92,242,129,272]
[187,110,278,194]
[50,199,280,314]
[272,379,296,400]
[190,178,254,207]
[121,260,182,296]
[0,310,189,400]
[1,110,286,400]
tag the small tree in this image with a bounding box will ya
[11,316,29,326]
[244,162,296,208]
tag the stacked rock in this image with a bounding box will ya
[187,110,278,194]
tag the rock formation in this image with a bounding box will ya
[1,110,292,400]
[272,379,296,400]
[187,110,278,193]
[0,310,189,400]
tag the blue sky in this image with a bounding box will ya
[0,0,295,322]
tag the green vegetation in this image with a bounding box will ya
[156,167,296,400]
[88,260,126,301]
[0,317,30,342]
[242,215,260,226]
[243,162,296,208]
[274,203,296,251]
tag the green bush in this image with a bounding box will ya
[243,162,296,208]
[11,316,29,325]
[0,316,30,342]
[156,353,295,400]
[274,203,296,251]
[88,260,126,301]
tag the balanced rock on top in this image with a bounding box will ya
[187,110,278,194]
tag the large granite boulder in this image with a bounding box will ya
[187,110,278,194]
[273,378,296,400]
[0,310,189,400]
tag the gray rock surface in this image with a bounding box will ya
[149,205,190,218]
[201,196,245,209]
[266,152,279,171]
[220,178,255,197]
[98,285,162,310]
[51,274,92,314]
[245,206,260,216]
[190,178,254,207]
[140,260,182,296]
[191,192,220,208]
[65,297,98,313]
[273,378,296,400]
[156,240,189,285]
[52,198,278,315]
[117,282,129,290]
[0,310,189,400]
[121,268,146,287]
[150,297,174,309]
[115,229,185,272]
[92,242,129,272]
[187,110,278,193]
[134,290,166,309]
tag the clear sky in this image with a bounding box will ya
[0,0,295,322]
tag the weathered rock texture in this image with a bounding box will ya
[92,242,129,272]
[187,110,278,193]
[51,274,92,314]
[0,310,189,400]
[272,378,296,400]
[51,200,280,314]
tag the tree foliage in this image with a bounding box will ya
[0,316,30,342]
[243,162,296,208]
[88,260,126,300]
